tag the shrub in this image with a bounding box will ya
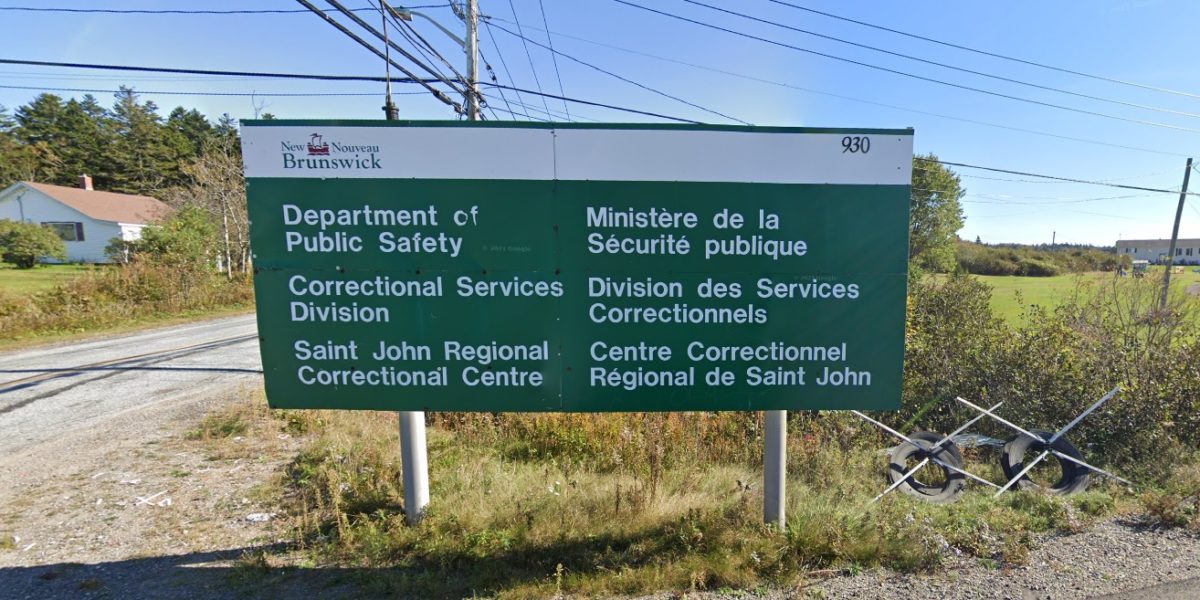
[0,219,66,268]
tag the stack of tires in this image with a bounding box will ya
[887,430,1090,503]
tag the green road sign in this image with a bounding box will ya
[242,121,913,411]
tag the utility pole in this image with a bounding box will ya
[465,0,481,120]
[380,0,398,120]
[1161,157,1192,310]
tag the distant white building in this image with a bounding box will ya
[0,176,170,263]
[1116,238,1200,265]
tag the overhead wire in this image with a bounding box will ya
[505,0,552,116]
[0,57,695,122]
[914,164,1186,185]
[0,84,413,97]
[0,4,450,14]
[536,0,571,120]
[482,92,582,122]
[609,0,1200,134]
[294,0,463,111]
[0,58,408,83]
[916,157,1200,196]
[481,21,532,119]
[321,0,466,96]
[478,48,522,120]
[484,16,1190,158]
[487,20,751,125]
[481,82,700,123]
[764,0,1200,102]
[679,0,1200,121]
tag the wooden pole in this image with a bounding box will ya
[1161,158,1193,310]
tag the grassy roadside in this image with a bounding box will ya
[0,262,253,350]
[256,409,1162,599]
[0,263,101,294]
[0,303,253,352]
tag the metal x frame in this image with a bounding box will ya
[853,404,1003,503]
[955,386,1132,497]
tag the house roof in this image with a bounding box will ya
[18,182,170,224]
[1116,239,1200,246]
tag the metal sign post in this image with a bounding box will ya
[763,410,786,528]
[398,411,430,523]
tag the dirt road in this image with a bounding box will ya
[0,314,260,455]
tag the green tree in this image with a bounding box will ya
[113,205,215,268]
[173,135,248,277]
[0,105,39,188]
[910,154,965,272]
[108,87,178,195]
[54,98,112,187]
[0,219,67,268]
[165,107,214,162]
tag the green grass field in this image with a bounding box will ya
[974,267,1200,324]
[0,263,102,295]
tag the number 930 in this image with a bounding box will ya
[841,136,870,154]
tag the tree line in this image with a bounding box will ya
[0,88,253,275]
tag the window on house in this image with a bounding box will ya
[43,222,84,242]
[1189,248,1195,256]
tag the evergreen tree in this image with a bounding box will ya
[108,87,178,195]
[166,107,214,162]
[0,106,38,187]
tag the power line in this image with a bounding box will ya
[478,48,522,120]
[536,0,570,120]
[297,0,458,110]
[320,0,466,97]
[487,20,750,125]
[484,16,1187,158]
[0,57,692,123]
[0,4,449,14]
[764,0,1200,102]
[609,0,1200,134]
[961,193,1155,205]
[915,164,1185,185]
[506,0,552,116]
[487,17,1190,158]
[486,103,549,122]
[481,91,586,122]
[0,84,417,97]
[481,82,700,123]
[680,0,1200,122]
[482,21,531,119]
[0,58,407,82]
[917,157,1200,196]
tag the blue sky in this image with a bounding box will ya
[2,0,1199,246]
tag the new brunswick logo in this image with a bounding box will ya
[281,133,382,170]
[306,133,330,156]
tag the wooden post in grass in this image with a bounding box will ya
[1161,157,1193,310]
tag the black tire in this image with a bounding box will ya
[1000,429,1090,495]
[887,431,966,504]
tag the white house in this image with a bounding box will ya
[1115,238,1200,265]
[0,176,170,263]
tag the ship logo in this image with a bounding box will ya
[306,133,330,156]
